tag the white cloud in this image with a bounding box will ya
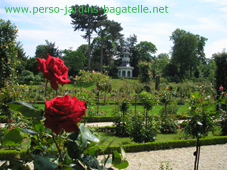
[219,6,227,12]
[17,28,86,57]
[199,0,227,6]
[205,38,227,58]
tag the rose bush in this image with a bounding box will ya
[44,94,86,135]
[37,53,71,90]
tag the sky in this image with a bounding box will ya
[1,0,227,59]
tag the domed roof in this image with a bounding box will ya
[120,61,132,67]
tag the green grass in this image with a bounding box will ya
[34,103,199,117]
[97,126,222,146]
[31,78,138,91]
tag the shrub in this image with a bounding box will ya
[213,51,227,98]
[111,104,130,137]
[20,70,34,84]
[128,112,159,143]
[159,104,179,115]
[160,117,178,134]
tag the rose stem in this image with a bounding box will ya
[45,80,48,97]
[52,134,63,163]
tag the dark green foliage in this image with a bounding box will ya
[128,113,158,143]
[170,28,207,80]
[0,19,18,88]
[35,40,60,59]
[213,51,227,98]
[220,118,227,135]
[112,100,130,137]
[62,48,86,76]
[138,60,152,83]
[103,136,227,154]
[70,4,107,70]
[20,70,34,84]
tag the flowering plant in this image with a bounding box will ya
[1,55,128,170]
[37,54,71,90]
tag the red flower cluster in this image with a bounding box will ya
[37,54,71,90]
[44,94,86,135]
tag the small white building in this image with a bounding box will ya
[117,49,134,77]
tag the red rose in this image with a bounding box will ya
[44,94,86,135]
[37,53,71,90]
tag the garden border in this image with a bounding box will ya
[0,136,226,160]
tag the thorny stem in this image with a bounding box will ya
[52,134,63,163]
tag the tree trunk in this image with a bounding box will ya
[165,103,167,118]
[88,27,91,70]
[100,30,104,73]
[97,90,99,114]
[135,94,137,115]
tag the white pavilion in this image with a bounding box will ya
[117,48,134,77]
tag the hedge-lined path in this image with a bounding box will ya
[0,120,185,128]
[98,143,227,170]
[0,122,227,169]
[86,120,186,127]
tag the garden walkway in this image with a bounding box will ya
[0,122,227,169]
[86,120,186,127]
[98,143,227,170]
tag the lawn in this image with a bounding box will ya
[34,103,197,116]
[31,78,139,91]
[96,126,222,146]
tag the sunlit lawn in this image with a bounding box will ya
[97,126,222,146]
[33,104,197,116]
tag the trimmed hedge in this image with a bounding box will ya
[103,136,227,154]
[0,150,27,160]
[0,136,226,160]
[83,116,114,122]
[0,115,189,123]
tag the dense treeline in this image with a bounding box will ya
[3,4,216,83]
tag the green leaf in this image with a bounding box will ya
[113,160,129,169]
[66,141,81,159]
[98,137,107,146]
[81,135,87,149]
[22,129,39,135]
[101,158,113,164]
[79,124,99,143]
[21,138,31,149]
[8,101,43,117]
[81,155,101,170]
[112,150,121,165]
[120,145,126,160]
[3,129,24,146]
[68,130,79,141]
[32,154,57,170]
[33,120,45,133]
[99,139,116,151]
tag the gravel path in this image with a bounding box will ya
[99,144,227,170]
[1,122,227,169]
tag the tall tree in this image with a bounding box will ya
[35,40,60,59]
[170,29,207,78]
[77,44,88,68]
[70,4,107,70]
[98,20,123,72]
[136,41,157,61]
[15,42,28,75]
[62,47,86,76]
